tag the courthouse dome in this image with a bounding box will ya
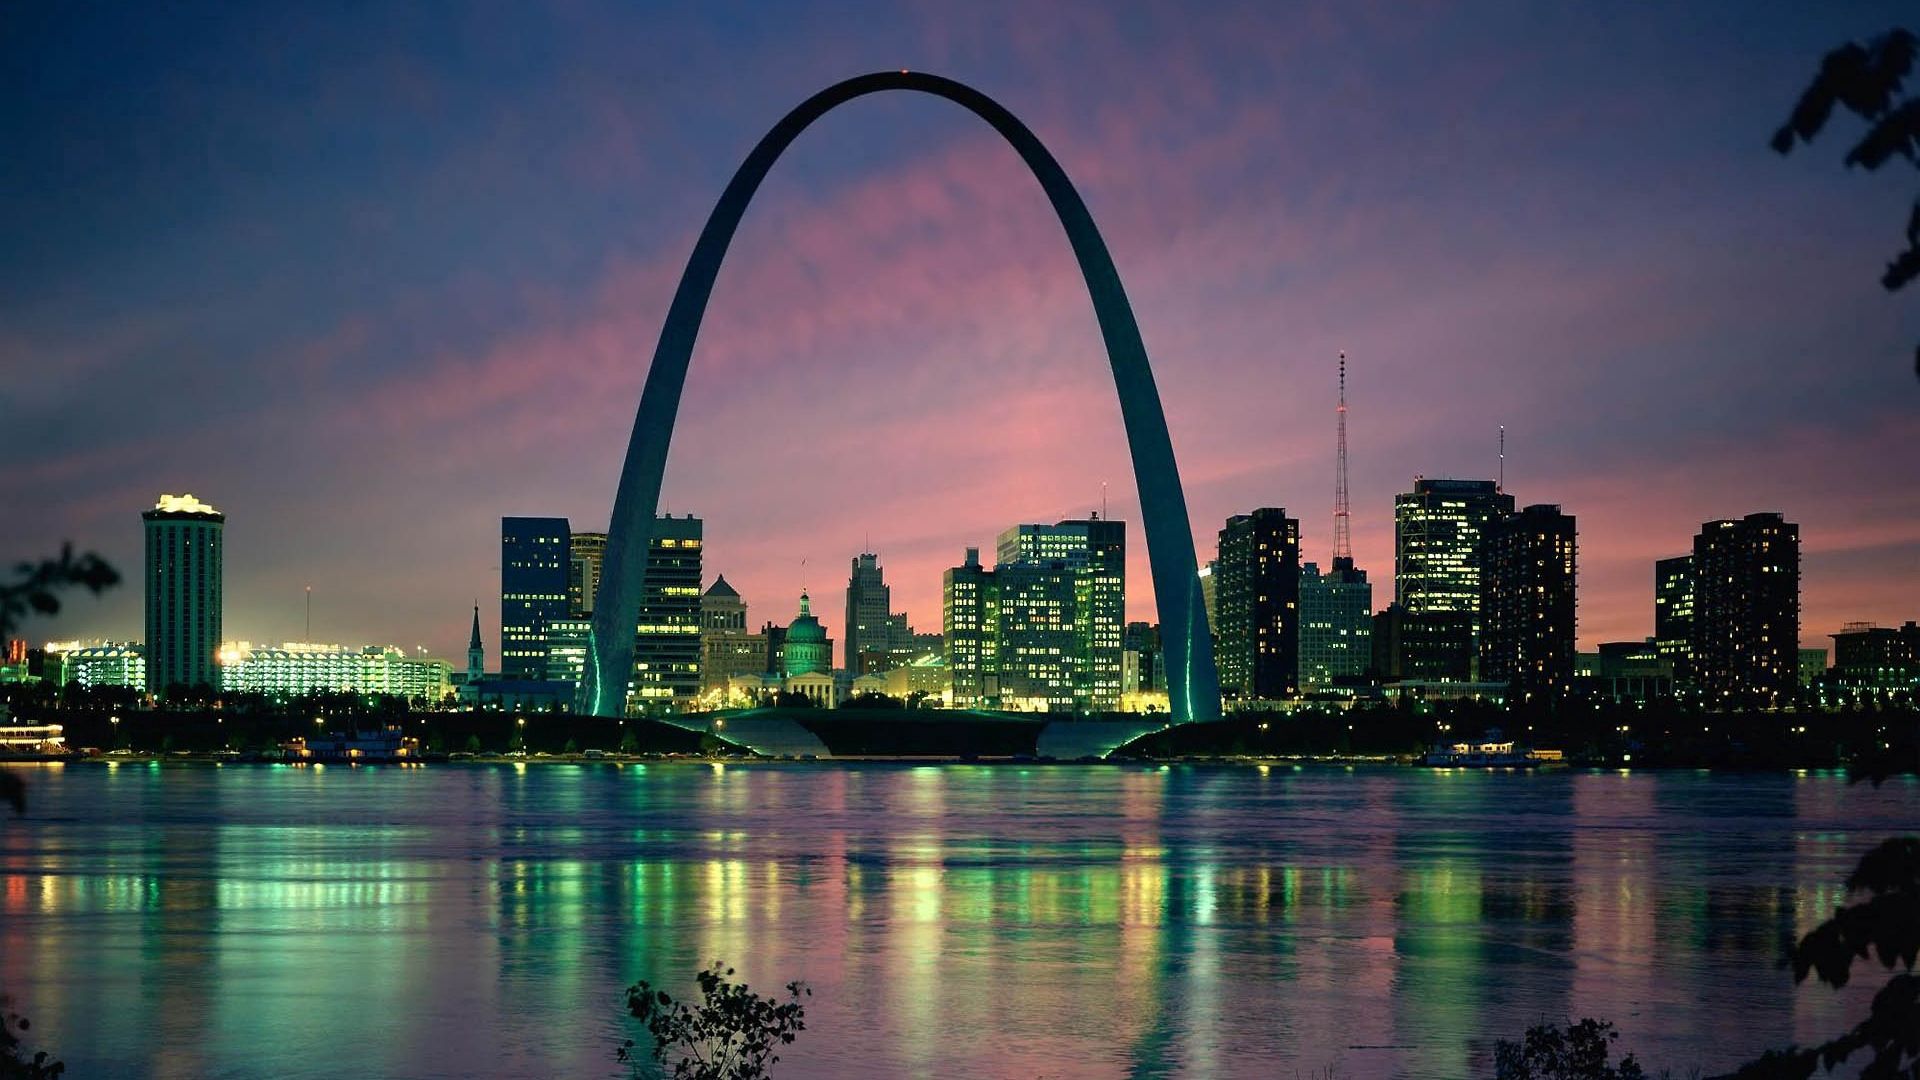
[787,592,825,642]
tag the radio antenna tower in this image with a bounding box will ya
[1333,351,1352,565]
[1497,425,1506,493]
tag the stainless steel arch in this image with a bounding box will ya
[581,71,1220,724]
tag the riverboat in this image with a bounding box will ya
[283,725,420,764]
[1422,729,1560,768]
[0,719,73,761]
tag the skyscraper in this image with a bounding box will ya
[845,552,898,673]
[1394,478,1513,677]
[994,560,1079,711]
[996,517,1125,709]
[142,493,224,695]
[500,517,570,680]
[1692,512,1800,704]
[1299,559,1372,689]
[943,548,999,708]
[543,617,592,687]
[569,531,608,617]
[1215,508,1301,700]
[1481,504,1578,702]
[1654,555,1695,686]
[1123,621,1161,693]
[1370,603,1474,682]
[632,514,703,708]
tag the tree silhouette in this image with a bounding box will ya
[1773,27,1920,380]
[1,546,119,817]
[1495,1019,1648,1080]
[0,545,119,640]
[1718,836,1920,1078]
[619,962,808,1080]
[0,997,64,1079]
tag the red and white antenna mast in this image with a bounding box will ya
[1333,351,1352,564]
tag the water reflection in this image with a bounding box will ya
[0,764,1914,1078]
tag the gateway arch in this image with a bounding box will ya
[582,71,1221,725]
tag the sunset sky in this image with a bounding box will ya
[5,2,1917,662]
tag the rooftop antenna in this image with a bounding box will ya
[1101,480,1108,520]
[1333,352,1352,564]
[1497,425,1506,494]
[305,585,312,641]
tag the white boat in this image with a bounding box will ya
[1422,729,1551,767]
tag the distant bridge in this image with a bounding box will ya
[580,71,1221,727]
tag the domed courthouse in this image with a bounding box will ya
[780,593,837,706]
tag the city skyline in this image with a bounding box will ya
[6,4,1918,663]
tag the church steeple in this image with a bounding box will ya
[467,603,485,682]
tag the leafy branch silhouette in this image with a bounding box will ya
[1773,27,1920,380]
[619,962,809,1080]
[1716,836,1920,1078]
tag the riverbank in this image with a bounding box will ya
[4,701,1914,772]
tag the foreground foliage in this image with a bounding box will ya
[0,545,119,640]
[1719,836,1920,1079]
[620,962,809,1080]
[1774,26,1920,379]
[1496,1019,1647,1080]
[0,999,64,1080]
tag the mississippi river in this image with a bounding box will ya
[2,763,1914,1078]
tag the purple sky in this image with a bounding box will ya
[4,2,1916,662]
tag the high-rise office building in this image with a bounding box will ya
[632,514,704,707]
[1692,512,1800,704]
[1395,478,1514,618]
[996,517,1125,709]
[1299,559,1372,689]
[845,553,905,673]
[1371,603,1474,682]
[1215,509,1301,700]
[543,617,592,687]
[1123,621,1161,693]
[1654,555,1695,686]
[143,493,224,695]
[943,548,999,708]
[994,560,1079,711]
[1481,504,1578,702]
[1394,478,1512,677]
[501,517,570,680]
[569,532,608,617]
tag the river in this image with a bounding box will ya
[1,762,1913,1078]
